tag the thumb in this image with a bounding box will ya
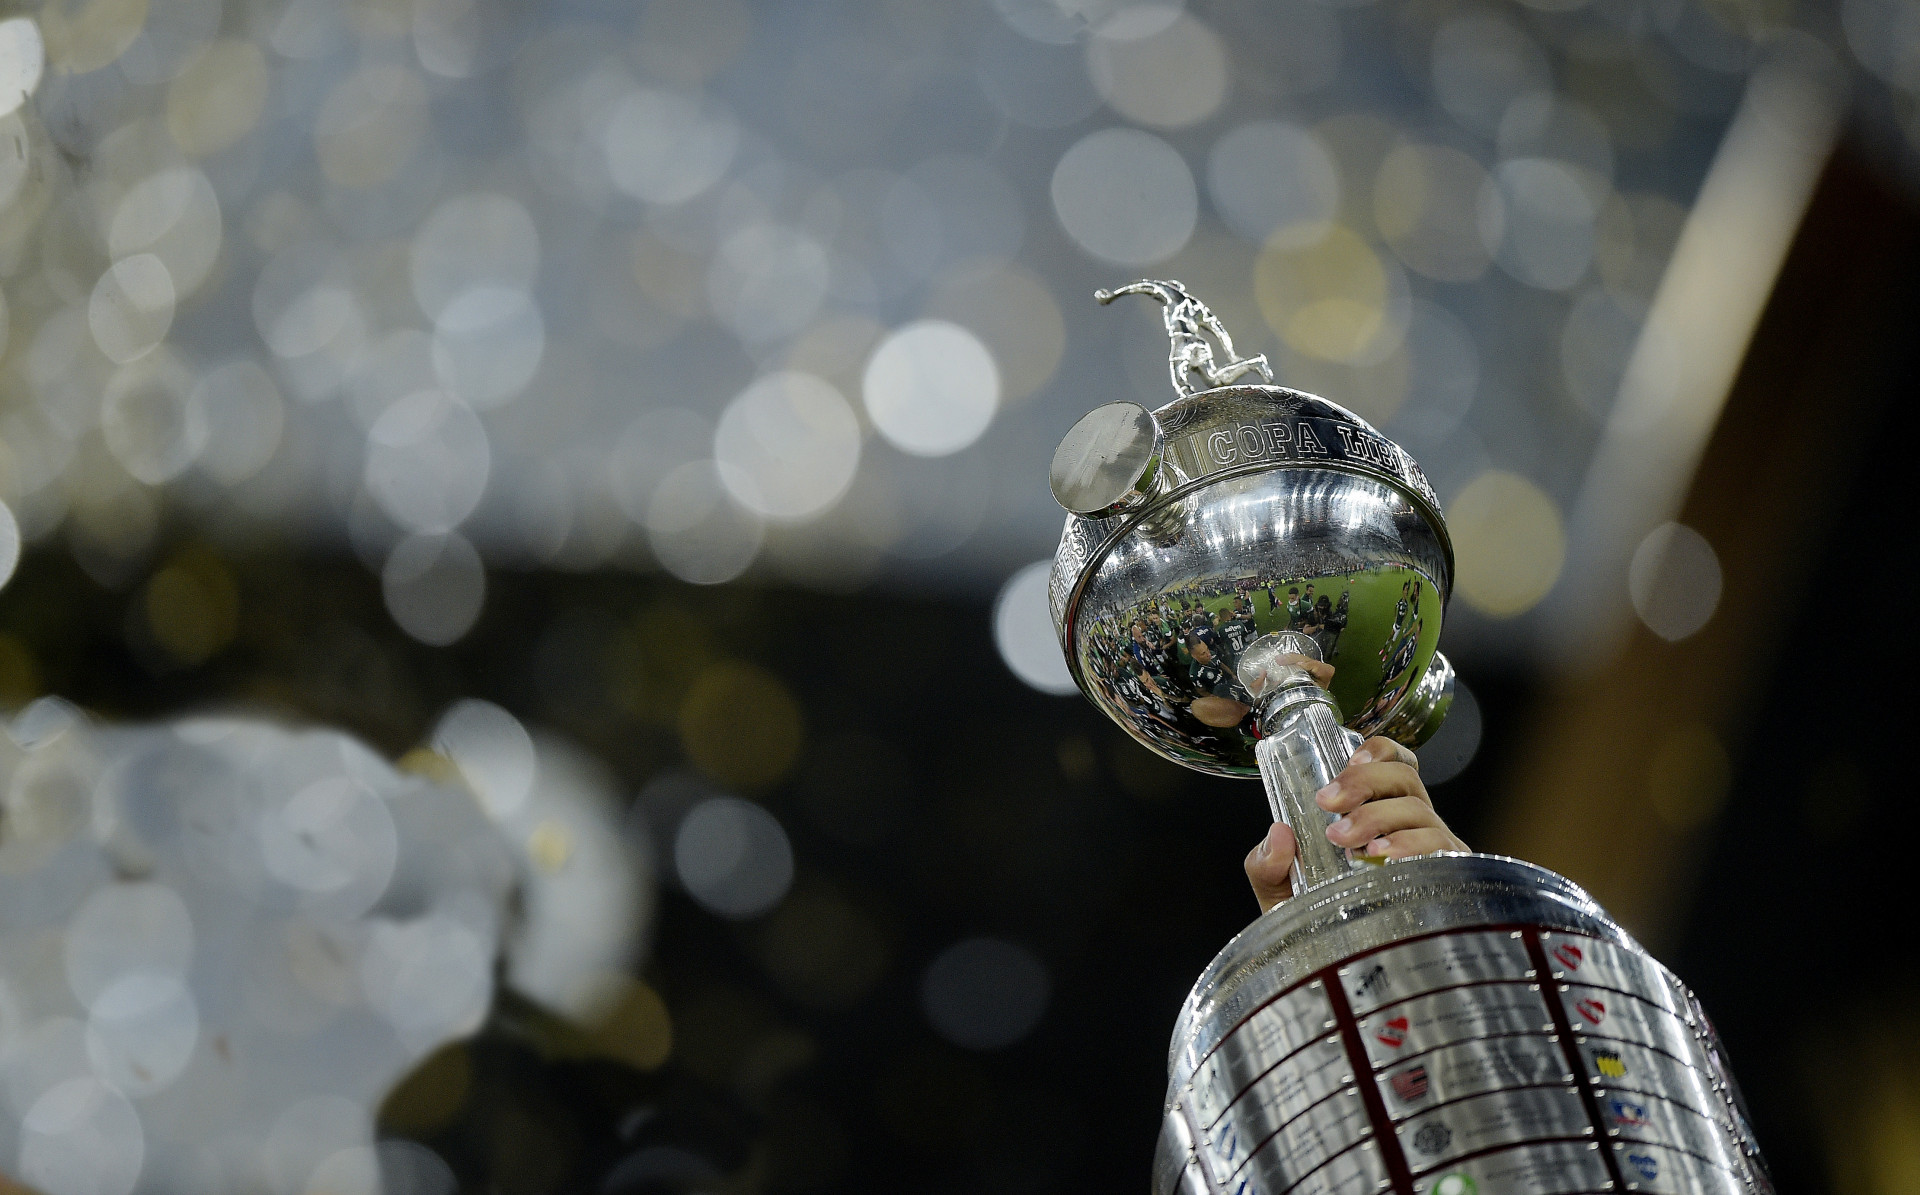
[1244,822,1297,913]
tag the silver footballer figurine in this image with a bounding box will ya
[1047,281,1769,1195]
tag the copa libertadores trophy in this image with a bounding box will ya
[1047,282,1768,1195]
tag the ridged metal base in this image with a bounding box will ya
[1153,855,1768,1195]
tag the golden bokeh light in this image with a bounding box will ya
[1254,224,1402,364]
[144,545,239,665]
[1645,722,1732,831]
[1448,468,1567,617]
[36,0,147,74]
[678,660,804,789]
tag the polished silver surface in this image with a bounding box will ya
[1213,1087,1374,1188]
[1613,1141,1746,1194]
[1248,633,1371,891]
[1339,929,1536,1016]
[1149,857,1771,1195]
[1397,1086,1593,1172]
[1377,1035,1573,1120]
[1580,1039,1732,1131]
[1050,282,1452,779]
[1051,283,1765,1195]
[1244,1138,1391,1195]
[1204,1035,1356,1174]
[1169,856,1619,1087]
[1188,982,1338,1128]
[1095,279,1275,398]
[1410,1141,1612,1195]
[1540,931,1678,1005]
[1050,400,1166,518]
[1358,983,1556,1070]
[1556,984,1695,1059]
[1597,1092,1737,1167]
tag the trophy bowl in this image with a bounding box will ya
[1048,379,1456,778]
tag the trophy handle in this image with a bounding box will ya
[1239,633,1369,893]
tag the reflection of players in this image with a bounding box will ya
[1324,589,1350,658]
[1222,603,1258,659]
[1382,580,1412,658]
[1185,634,1252,728]
[1384,615,1422,680]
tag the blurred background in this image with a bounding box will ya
[0,0,1917,1192]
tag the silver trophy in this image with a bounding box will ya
[1048,282,1768,1195]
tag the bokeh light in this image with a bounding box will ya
[1629,522,1724,642]
[0,0,1853,614]
[1448,469,1567,618]
[863,321,999,458]
[1209,121,1340,248]
[920,937,1050,1050]
[383,532,487,645]
[1087,9,1227,130]
[993,560,1077,695]
[674,796,794,921]
[1256,224,1408,365]
[0,18,45,118]
[715,372,861,520]
[0,711,524,1195]
[645,461,763,586]
[1050,127,1197,265]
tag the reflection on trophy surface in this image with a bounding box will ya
[1047,282,1770,1195]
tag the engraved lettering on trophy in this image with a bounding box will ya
[1239,425,1268,459]
[1335,426,1377,466]
[1341,932,1535,1015]
[1542,935,1678,1012]
[1264,421,1293,455]
[1397,1088,1591,1172]
[1297,422,1329,455]
[1207,429,1238,465]
[1379,1036,1572,1118]
[1360,984,1555,1067]
[1207,1035,1354,1160]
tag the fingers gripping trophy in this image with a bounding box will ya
[1047,282,1770,1195]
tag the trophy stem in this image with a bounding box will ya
[1244,632,1367,893]
[1255,699,1366,893]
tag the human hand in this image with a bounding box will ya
[1242,736,1467,913]
[1243,820,1299,913]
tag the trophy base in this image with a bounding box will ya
[1153,854,1769,1195]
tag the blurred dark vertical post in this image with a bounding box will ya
[1486,146,1920,1194]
